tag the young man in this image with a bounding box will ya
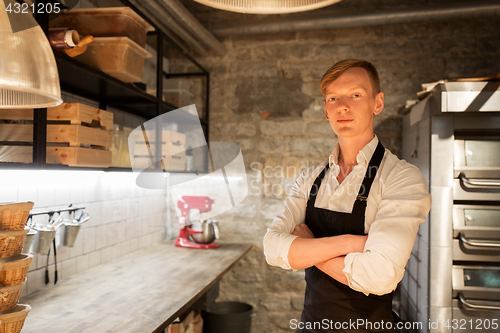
[263,59,431,332]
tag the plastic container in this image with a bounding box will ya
[75,37,152,83]
[201,301,253,333]
[0,304,31,333]
[49,7,154,47]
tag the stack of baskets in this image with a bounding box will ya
[0,202,34,333]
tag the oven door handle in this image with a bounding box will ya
[459,233,500,249]
[459,173,500,188]
[459,293,500,311]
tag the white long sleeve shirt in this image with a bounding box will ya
[263,136,431,296]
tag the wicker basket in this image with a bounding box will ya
[0,254,33,286]
[0,202,34,231]
[0,280,25,313]
[0,304,31,333]
[0,229,29,259]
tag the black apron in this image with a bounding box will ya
[299,142,396,333]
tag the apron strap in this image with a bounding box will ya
[307,163,330,210]
[352,141,385,215]
[306,141,385,215]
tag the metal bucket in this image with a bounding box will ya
[33,227,56,255]
[22,229,37,254]
[63,223,81,247]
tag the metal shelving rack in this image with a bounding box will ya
[1,0,210,173]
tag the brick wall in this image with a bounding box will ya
[167,2,500,331]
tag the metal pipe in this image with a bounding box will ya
[212,2,500,36]
[127,0,210,56]
[154,0,226,56]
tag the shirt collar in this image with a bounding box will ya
[328,135,380,168]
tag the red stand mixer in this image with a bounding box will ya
[175,196,220,249]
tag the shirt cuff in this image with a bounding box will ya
[280,233,299,270]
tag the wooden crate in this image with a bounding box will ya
[131,130,186,146]
[47,147,111,167]
[132,142,185,156]
[0,104,113,167]
[0,104,113,129]
[130,130,186,171]
[0,124,111,148]
[131,157,185,171]
[0,146,32,164]
[131,152,185,171]
[47,103,113,130]
[0,109,33,121]
[110,130,132,168]
[0,146,111,167]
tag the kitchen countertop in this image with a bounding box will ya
[20,242,252,333]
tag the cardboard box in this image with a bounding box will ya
[165,311,200,333]
[192,313,203,333]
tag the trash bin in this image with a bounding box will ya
[201,301,253,333]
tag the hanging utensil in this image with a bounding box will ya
[76,210,84,222]
[45,211,54,284]
[53,238,58,285]
[45,247,50,285]
[49,212,65,230]
[47,212,55,225]
[79,216,90,224]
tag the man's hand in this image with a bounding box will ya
[292,223,315,238]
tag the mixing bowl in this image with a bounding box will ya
[189,220,219,244]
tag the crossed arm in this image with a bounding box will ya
[263,161,431,295]
[288,224,367,285]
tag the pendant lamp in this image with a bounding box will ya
[0,0,62,109]
[193,0,343,14]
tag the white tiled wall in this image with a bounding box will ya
[0,170,166,297]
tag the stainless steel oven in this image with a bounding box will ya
[402,81,500,332]
[453,205,500,262]
[452,266,500,332]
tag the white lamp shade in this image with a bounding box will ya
[0,0,62,109]
[193,0,343,14]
